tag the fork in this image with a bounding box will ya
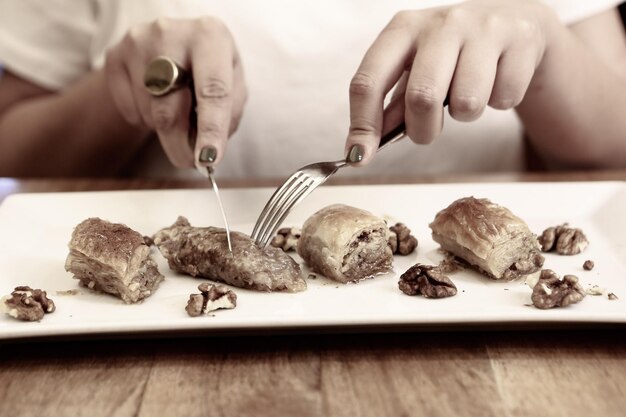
[251,122,408,247]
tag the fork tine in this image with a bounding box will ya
[251,171,304,240]
[254,173,312,245]
[252,159,347,247]
[252,171,308,242]
[257,176,318,247]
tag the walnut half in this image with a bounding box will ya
[398,264,457,299]
[388,223,418,256]
[185,283,237,317]
[530,269,585,309]
[1,286,56,321]
[538,224,589,255]
[270,227,301,252]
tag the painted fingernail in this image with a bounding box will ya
[199,146,217,163]
[346,144,364,163]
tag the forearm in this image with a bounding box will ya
[0,70,149,177]
[516,12,626,169]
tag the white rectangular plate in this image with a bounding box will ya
[1,182,625,340]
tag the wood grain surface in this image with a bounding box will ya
[1,172,625,417]
[2,331,626,417]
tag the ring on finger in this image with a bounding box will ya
[143,56,190,97]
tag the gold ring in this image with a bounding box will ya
[143,56,190,97]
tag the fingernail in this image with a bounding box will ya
[199,146,217,163]
[346,144,364,163]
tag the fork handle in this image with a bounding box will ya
[377,122,407,152]
[377,95,449,152]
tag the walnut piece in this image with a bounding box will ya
[56,289,80,296]
[531,269,585,309]
[608,293,619,301]
[585,285,604,296]
[387,223,418,256]
[538,224,589,255]
[185,283,237,317]
[270,227,301,252]
[436,251,466,274]
[1,286,56,321]
[437,258,465,274]
[398,264,457,298]
[583,260,594,271]
[143,235,155,246]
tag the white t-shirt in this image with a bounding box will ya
[0,0,622,179]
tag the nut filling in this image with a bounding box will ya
[270,227,301,252]
[186,283,237,317]
[388,223,418,255]
[530,269,586,309]
[538,224,589,255]
[1,286,56,321]
[399,264,457,299]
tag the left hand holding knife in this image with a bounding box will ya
[105,17,247,169]
[143,55,234,252]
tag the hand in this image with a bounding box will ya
[105,17,247,169]
[345,0,558,165]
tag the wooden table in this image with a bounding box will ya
[1,172,625,417]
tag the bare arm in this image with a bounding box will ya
[0,69,149,177]
[516,8,626,169]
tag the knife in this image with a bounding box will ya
[202,166,233,252]
[143,56,234,253]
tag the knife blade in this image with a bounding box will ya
[204,166,233,252]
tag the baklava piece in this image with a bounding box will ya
[65,218,164,304]
[429,197,544,280]
[153,217,306,292]
[297,204,393,283]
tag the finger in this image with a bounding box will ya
[229,59,247,136]
[126,57,155,128]
[382,71,409,136]
[151,89,194,168]
[448,41,499,122]
[191,34,235,168]
[104,47,142,126]
[405,31,460,144]
[489,48,536,110]
[345,16,416,165]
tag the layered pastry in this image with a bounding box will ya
[153,216,306,292]
[297,204,393,283]
[65,218,164,303]
[429,197,544,280]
